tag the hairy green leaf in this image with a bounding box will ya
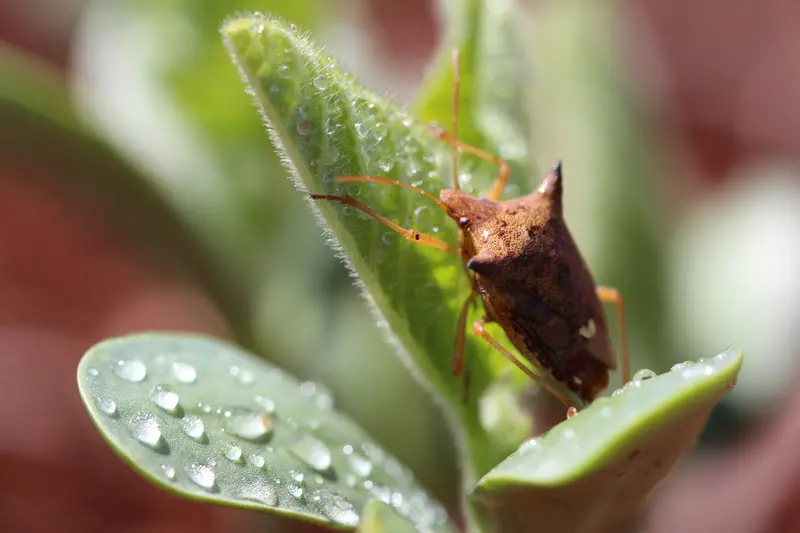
[471,348,743,533]
[77,333,452,532]
[221,13,540,478]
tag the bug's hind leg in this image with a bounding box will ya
[596,286,630,384]
[471,318,578,408]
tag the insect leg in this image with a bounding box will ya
[596,286,630,384]
[426,126,510,202]
[310,194,458,254]
[472,318,576,408]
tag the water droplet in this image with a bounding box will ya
[313,491,359,526]
[182,415,205,440]
[313,474,324,485]
[611,387,624,397]
[288,484,304,499]
[291,435,332,471]
[229,365,254,385]
[413,205,437,231]
[115,359,146,382]
[171,362,197,383]
[161,464,176,481]
[370,483,392,504]
[378,158,394,173]
[96,395,117,416]
[355,122,368,138]
[186,461,216,491]
[319,146,339,165]
[344,474,357,487]
[313,75,330,90]
[249,455,265,468]
[290,470,304,482]
[87,367,99,377]
[224,408,273,441]
[129,412,162,448]
[342,445,353,455]
[671,361,694,372]
[633,369,657,381]
[562,428,576,440]
[347,452,373,478]
[391,492,404,508]
[224,442,243,462]
[151,385,181,415]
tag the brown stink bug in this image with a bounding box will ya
[311,50,629,409]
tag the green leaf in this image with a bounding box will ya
[471,348,743,533]
[77,332,452,532]
[221,11,535,481]
[358,500,420,533]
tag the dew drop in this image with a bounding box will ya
[224,442,243,462]
[413,205,436,231]
[344,474,357,487]
[229,365,255,386]
[611,388,625,397]
[288,484,304,499]
[115,359,147,382]
[313,75,330,90]
[391,492,404,509]
[355,122,368,138]
[186,461,216,491]
[671,361,694,372]
[224,408,273,441]
[249,455,265,468]
[319,146,339,165]
[161,464,176,481]
[96,395,117,416]
[87,367,99,377]
[129,412,162,448]
[378,158,394,173]
[182,415,205,440]
[291,435,332,471]
[313,490,360,526]
[633,369,657,381]
[347,452,373,478]
[290,470,304,482]
[171,361,197,384]
[370,483,392,504]
[151,385,181,414]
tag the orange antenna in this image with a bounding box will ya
[334,176,452,215]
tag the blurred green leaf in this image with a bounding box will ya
[222,14,535,479]
[77,332,452,532]
[471,348,742,533]
[358,500,420,533]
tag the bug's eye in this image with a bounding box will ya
[458,217,470,228]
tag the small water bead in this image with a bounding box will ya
[224,408,273,441]
[229,365,255,386]
[198,402,212,413]
[378,158,394,173]
[312,491,360,527]
[129,412,162,448]
[347,452,373,478]
[313,74,330,90]
[114,359,147,383]
[633,369,657,381]
[186,461,216,491]
[182,415,205,440]
[254,395,276,414]
[96,395,117,416]
[290,471,305,483]
[288,484,304,499]
[151,385,181,415]
[391,492,404,509]
[671,361,694,372]
[413,205,438,232]
[249,455,265,468]
[87,367,99,377]
[224,442,244,462]
[291,435,332,471]
[313,474,325,485]
[171,361,197,384]
[370,483,392,504]
[161,464,176,481]
[611,387,625,397]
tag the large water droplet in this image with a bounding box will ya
[633,369,657,381]
[182,415,205,440]
[224,442,243,462]
[171,361,197,384]
[312,490,359,526]
[161,464,176,481]
[347,452,373,478]
[291,435,332,471]
[151,385,181,415]
[96,395,117,416]
[236,475,277,506]
[186,461,216,491]
[224,408,273,441]
[129,412,162,448]
[115,359,147,382]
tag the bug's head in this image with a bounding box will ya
[444,161,566,279]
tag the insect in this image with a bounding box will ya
[311,50,630,409]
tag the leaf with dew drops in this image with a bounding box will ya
[221,8,536,481]
[470,347,743,533]
[77,332,453,532]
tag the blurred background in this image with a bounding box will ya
[2,0,800,532]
